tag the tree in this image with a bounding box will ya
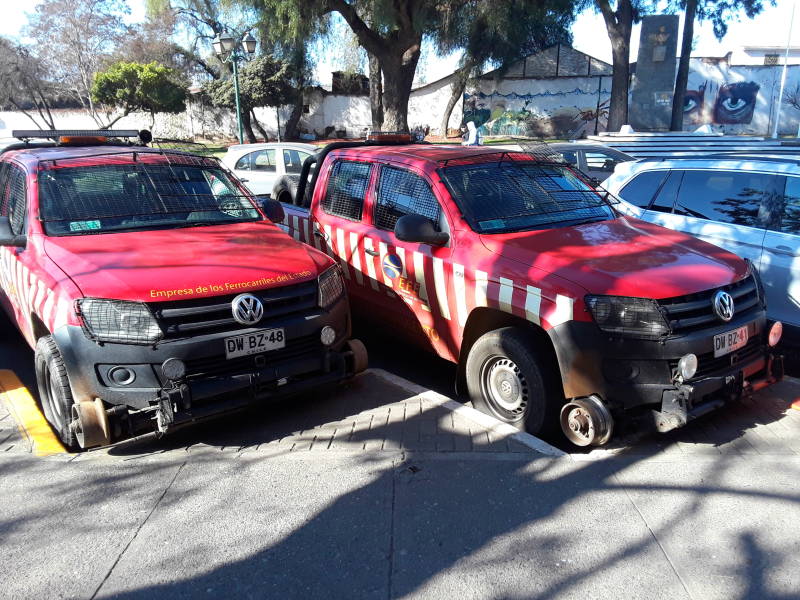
[595,0,645,132]
[0,37,57,129]
[203,54,296,141]
[435,0,575,137]
[669,0,774,131]
[24,0,130,126]
[91,61,188,127]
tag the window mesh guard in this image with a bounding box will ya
[375,166,441,231]
[441,154,616,233]
[322,161,371,221]
[37,151,258,235]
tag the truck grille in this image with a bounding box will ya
[150,280,318,338]
[669,336,764,380]
[183,333,323,377]
[658,275,760,335]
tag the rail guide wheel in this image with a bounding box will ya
[560,395,613,447]
[70,398,111,449]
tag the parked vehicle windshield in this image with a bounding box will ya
[39,160,260,236]
[442,160,615,233]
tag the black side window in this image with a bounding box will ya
[0,163,26,235]
[375,166,441,231]
[618,170,668,208]
[673,170,771,225]
[780,176,800,235]
[322,160,371,221]
[650,170,683,213]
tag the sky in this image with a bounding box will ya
[0,0,795,86]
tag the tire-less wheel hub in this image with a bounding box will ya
[482,357,528,417]
[559,395,614,447]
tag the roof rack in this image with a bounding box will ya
[11,129,141,140]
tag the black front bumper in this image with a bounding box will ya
[548,308,783,432]
[53,297,353,438]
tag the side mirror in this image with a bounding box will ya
[0,216,25,248]
[255,196,285,223]
[394,214,449,246]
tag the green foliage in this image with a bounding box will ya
[203,54,295,110]
[91,61,188,115]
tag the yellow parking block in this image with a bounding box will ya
[0,370,67,456]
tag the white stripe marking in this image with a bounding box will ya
[432,257,451,320]
[499,277,514,314]
[349,231,364,285]
[549,294,574,327]
[475,270,488,307]
[413,251,431,311]
[524,286,542,325]
[379,242,393,288]
[364,238,379,290]
[335,227,351,280]
[453,263,468,326]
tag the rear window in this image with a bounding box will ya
[441,161,614,233]
[39,160,259,236]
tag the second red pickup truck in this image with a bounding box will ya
[280,137,784,446]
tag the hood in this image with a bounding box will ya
[44,221,326,302]
[479,216,748,299]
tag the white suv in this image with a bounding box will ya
[603,155,799,346]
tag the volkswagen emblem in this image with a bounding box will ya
[713,290,735,322]
[232,293,264,326]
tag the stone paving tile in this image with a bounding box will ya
[0,396,26,454]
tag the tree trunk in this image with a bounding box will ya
[368,53,383,130]
[251,109,269,141]
[241,110,257,143]
[670,0,697,131]
[598,0,634,132]
[440,63,473,137]
[284,94,304,140]
[379,44,421,133]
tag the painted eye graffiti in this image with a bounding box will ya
[682,87,705,123]
[714,82,760,124]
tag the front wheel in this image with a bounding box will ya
[35,336,79,450]
[465,327,560,436]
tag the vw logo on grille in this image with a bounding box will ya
[713,290,735,322]
[232,293,264,326]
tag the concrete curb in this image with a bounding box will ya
[369,368,568,457]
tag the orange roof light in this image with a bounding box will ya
[59,136,108,145]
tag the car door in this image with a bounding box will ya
[760,175,800,331]
[0,161,29,327]
[310,158,376,308]
[233,148,277,196]
[363,164,453,353]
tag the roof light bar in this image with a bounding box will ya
[12,129,140,140]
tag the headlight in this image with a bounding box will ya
[318,266,344,309]
[585,295,669,339]
[77,299,162,344]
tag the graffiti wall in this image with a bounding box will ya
[463,76,612,139]
[683,59,800,135]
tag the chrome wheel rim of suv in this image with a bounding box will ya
[480,356,529,421]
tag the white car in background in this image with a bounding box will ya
[602,154,800,347]
[221,142,318,197]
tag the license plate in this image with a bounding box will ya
[713,325,748,358]
[224,328,285,359]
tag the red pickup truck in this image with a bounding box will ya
[0,130,366,449]
[281,137,784,446]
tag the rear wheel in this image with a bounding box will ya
[465,327,560,435]
[35,336,79,450]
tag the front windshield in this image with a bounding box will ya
[39,160,260,236]
[441,160,615,233]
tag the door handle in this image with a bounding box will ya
[365,248,379,256]
[773,245,795,256]
[239,177,249,183]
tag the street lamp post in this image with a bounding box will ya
[213,31,257,144]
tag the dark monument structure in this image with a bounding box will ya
[630,15,679,131]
